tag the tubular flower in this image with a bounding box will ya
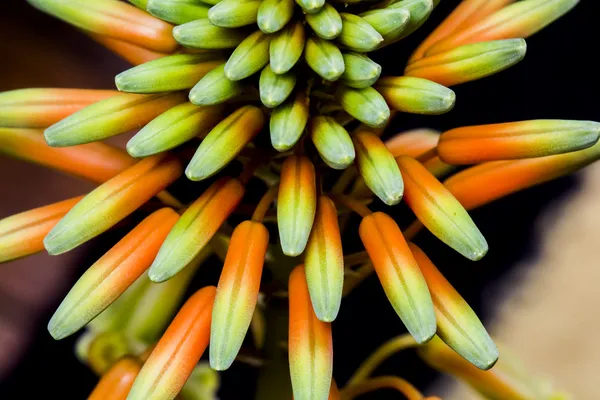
[0,0,589,399]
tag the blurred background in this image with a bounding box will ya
[0,0,599,398]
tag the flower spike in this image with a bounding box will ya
[127,286,216,400]
[409,243,498,370]
[397,155,488,261]
[149,177,245,282]
[359,212,436,343]
[0,196,83,263]
[437,119,600,164]
[44,154,182,255]
[289,265,333,400]
[48,208,179,340]
[210,220,269,370]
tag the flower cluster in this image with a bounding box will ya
[0,0,591,399]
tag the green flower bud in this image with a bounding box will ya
[115,53,224,94]
[310,116,355,169]
[306,3,343,40]
[208,0,260,28]
[340,52,381,89]
[270,92,309,151]
[225,30,271,81]
[189,64,244,106]
[147,0,210,24]
[337,86,390,128]
[360,7,410,41]
[338,13,383,52]
[257,0,294,33]
[173,18,246,49]
[259,65,296,108]
[305,36,345,81]
[270,21,305,74]
[377,76,455,114]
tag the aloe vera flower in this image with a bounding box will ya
[0,0,594,398]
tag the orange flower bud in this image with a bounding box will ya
[88,357,141,400]
[210,220,269,370]
[397,155,487,261]
[359,212,436,343]
[0,196,83,263]
[0,128,135,183]
[48,208,179,340]
[289,265,333,400]
[44,154,182,255]
[127,286,216,400]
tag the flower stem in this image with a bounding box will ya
[341,376,425,400]
[346,334,417,387]
[252,186,278,222]
[330,194,371,218]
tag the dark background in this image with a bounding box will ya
[1,0,599,398]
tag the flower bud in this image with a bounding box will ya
[127,102,225,157]
[338,86,390,128]
[208,0,260,28]
[277,155,317,256]
[353,130,403,205]
[44,154,182,255]
[0,196,83,263]
[405,39,527,87]
[48,208,179,340]
[296,0,325,14]
[173,18,246,49]
[0,127,134,183]
[359,212,436,343]
[27,0,178,53]
[270,92,310,151]
[0,88,117,129]
[44,92,186,146]
[224,31,271,81]
[259,65,296,108]
[338,13,383,52]
[210,221,269,370]
[115,53,224,93]
[397,155,488,261]
[306,4,343,40]
[305,36,345,81]
[186,105,265,180]
[305,196,344,322]
[384,128,440,158]
[289,265,333,400]
[127,286,216,400]
[438,120,600,164]
[426,0,579,56]
[340,52,382,89]
[88,357,141,400]
[361,7,410,41]
[376,76,455,114]
[189,63,244,106]
[410,243,498,369]
[257,0,294,33]
[310,116,355,170]
[270,21,305,74]
[147,0,210,24]
[149,178,245,282]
